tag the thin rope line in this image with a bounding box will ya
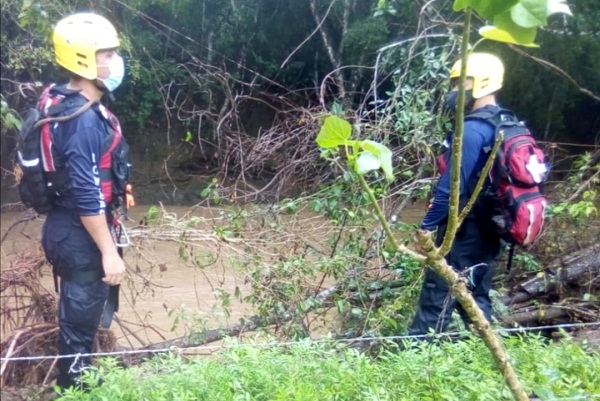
[1,321,598,363]
[539,140,600,148]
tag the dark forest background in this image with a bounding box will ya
[1,0,599,201]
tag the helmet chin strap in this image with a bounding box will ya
[94,80,116,101]
[94,78,108,91]
[466,97,476,112]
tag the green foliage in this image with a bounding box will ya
[316,115,352,148]
[199,178,223,205]
[314,115,427,335]
[347,252,423,336]
[18,1,54,36]
[56,335,600,401]
[550,193,597,222]
[242,254,336,338]
[144,205,160,225]
[213,208,248,239]
[387,48,452,144]
[376,0,597,146]
[2,0,593,154]
[512,251,541,272]
[237,187,378,337]
[0,95,22,132]
[1,0,76,77]
[343,18,390,65]
[452,0,572,47]
[308,177,371,225]
[317,115,395,182]
[453,0,518,20]
[166,303,209,336]
[548,152,599,226]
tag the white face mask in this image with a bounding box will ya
[97,55,125,92]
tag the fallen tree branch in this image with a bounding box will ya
[0,210,38,245]
[503,243,600,305]
[500,303,599,326]
[119,315,270,365]
[0,330,25,385]
[120,260,374,364]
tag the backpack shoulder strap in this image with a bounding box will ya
[46,96,89,117]
[466,107,524,145]
[36,84,94,118]
[34,98,96,129]
[466,106,518,126]
[465,108,499,123]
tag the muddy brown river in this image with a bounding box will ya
[1,203,425,348]
[1,206,252,347]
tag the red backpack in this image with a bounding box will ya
[439,108,549,246]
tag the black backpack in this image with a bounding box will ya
[15,88,95,213]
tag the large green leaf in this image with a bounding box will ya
[484,9,540,45]
[355,152,381,176]
[361,140,385,157]
[360,140,395,182]
[511,0,548,28]
[479,25,539,47]
[316,115,352,149]
[452,0,470,11]
[453,0,518,21]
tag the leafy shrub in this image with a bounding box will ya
[57,334,599,401]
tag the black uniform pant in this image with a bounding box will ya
[42,209,108,389]
[409,217,501,336]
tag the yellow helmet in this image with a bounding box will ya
[449,53,504,99]
[53,13,120,80]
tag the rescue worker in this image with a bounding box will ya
[409,53,504,336]
[40,13,129,389]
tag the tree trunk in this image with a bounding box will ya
[309,0,347,100]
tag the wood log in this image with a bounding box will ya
[118,314,269,365]
[500,306,569,326]
[500,303,600,326]
[503,243,600,305]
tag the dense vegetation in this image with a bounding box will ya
[1,1,599,399]
[2,0,599,149]
[2,0,598,207]
[56,335,600,401]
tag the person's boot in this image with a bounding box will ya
[56,356,102,393]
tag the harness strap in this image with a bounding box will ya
[506,243,516,273]
[101,284,120,329]
[99,169,112,181]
